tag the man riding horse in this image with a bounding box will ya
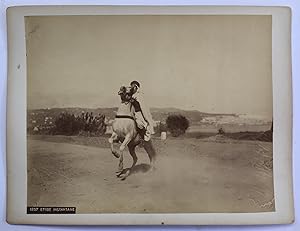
[129,80,155,142]
[108,81,156,180]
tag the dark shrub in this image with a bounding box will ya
[54,113,84,135]
[166,114,190,137]
[53,112,106,136]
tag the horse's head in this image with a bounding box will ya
[118,86,132,103]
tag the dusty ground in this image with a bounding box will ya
[27,135,274,213]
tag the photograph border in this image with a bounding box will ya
[6,5,293,225]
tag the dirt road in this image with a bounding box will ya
[27,136,274,213]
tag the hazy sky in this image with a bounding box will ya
[26,15,272,117]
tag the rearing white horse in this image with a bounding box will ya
[108,86,156,180]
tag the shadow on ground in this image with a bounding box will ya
[120,163,151,176]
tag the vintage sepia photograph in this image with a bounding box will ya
[25,15,274,214]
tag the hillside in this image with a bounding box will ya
[28,107,233,124]
[27,107,272,134]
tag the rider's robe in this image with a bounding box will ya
[131,89,155,135]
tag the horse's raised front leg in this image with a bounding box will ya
[108,132,120,158]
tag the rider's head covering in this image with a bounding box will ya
[130,80,140,88]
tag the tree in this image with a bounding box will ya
[166,114,190,137]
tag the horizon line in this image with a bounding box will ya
[27,105,232,113]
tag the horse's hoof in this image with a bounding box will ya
[120,171,130,181]
[117,172,125,178]
[116,171,123,177]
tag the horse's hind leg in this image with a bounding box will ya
[143,140,157,170]
[109,132,120,158]
[117,152,124,174]
[129,144,138,169]
[116,134,132,178]
[119,144,137,181]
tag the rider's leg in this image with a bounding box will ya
[135,112,148,129]
[135,112,152,141]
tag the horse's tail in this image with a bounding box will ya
[144,139,157,161]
